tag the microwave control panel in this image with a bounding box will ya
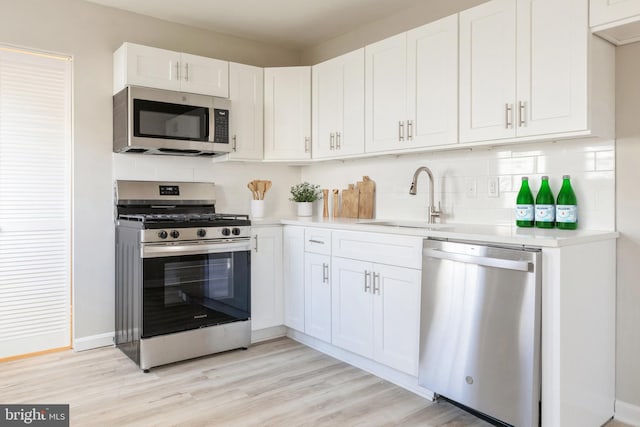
[213,109,229,144]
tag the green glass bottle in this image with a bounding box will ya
[535,176,555,228]
[556,175,578,230]
[516,177,534,227]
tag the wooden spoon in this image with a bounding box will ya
[256,180,266,200]
[247,181,257,200]
[264,181,272,197]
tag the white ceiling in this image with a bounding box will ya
[84,0,432,50]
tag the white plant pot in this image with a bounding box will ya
[296,202,313,217]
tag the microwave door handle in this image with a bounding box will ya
[209,109,215,143]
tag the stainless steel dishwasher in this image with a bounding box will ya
[418,239,541,427]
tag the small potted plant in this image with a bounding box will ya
[289,182,322,217]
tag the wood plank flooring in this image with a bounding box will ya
[0,338,630,426]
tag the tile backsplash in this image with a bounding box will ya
[301,138,615,230]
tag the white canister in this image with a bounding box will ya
[251,199,265,218]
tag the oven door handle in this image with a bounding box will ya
[142,240,251,258]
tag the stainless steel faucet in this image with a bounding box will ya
[409,166,441,224]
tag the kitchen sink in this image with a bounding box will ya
[356,219,454,231]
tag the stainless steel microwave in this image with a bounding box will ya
[113,86,231,157]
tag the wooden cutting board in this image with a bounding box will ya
[341,184,359,218]
[357,176,375,219]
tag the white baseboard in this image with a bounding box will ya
[251,325,286,344]
[287,328,435,401]
[616,400,640,426]
[73,332,114,352]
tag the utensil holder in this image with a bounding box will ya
[251,200,265,218]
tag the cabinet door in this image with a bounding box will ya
[407,15,458,148]
[459,0,517,143]
[590,0,640,27]
[228,62,264,160]
[264,67,311,160]
[516,0,588,136]
[180,53,229,97]
[312,57,341,159]
[251,226,283,330]
[124,43,182,91]
[331,257,374,358]
[313,49,365,159]
[283,226,305,331]
[305,253,332,342]
[373,264,422,376]
[365,33,408,153]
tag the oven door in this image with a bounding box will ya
[141,241,250,338]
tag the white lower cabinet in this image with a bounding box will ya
[251,226,283,331]
[304,252,332,342]
[283,226,305,331]
[331,256,421,376]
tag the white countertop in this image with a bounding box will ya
[252,216,618,248]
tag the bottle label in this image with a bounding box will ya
[535,204,555,222]
[516,205,534,221]
[556,205,577,223]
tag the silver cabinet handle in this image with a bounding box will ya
[336,132,341,150]
[232,135,237,152]
[407,120,413,141]
[185,62,189,82]
[253,235,258,252]
[424,248,532,272]
[399,121,405,141]
[364,270,371,293]
[308,239,325,245]
[330,133,335,150]
[505,104,513,129]
[174,61,181,81]
[518,101,526,127]
[373,272,380,295]
[304,137,310,153]
[322,263,329,283]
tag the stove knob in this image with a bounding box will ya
[158,230,168,239]
[170,230,180,239]
[197,229,207,238]
[232,227,241,236]
[221,228,231,237]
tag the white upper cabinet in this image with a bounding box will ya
[264,66,312,161]
[312,49,365,159]
[406,15,459,148]
[590,0,640,45]
[179,52,229,98]
[460,0,614,143]
[365,15,458,153]
[459,0,517,142]
[113,42,229,97]
[228,62,264,160]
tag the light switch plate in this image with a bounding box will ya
[488,177,499,198]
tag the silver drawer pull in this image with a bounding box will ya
[308,239,325,245]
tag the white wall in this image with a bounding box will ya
[113,155,300,218]
[0,0,300,345]
[302,139,615,230]
[614,42,640,410]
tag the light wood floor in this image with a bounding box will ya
[0,338,630,427]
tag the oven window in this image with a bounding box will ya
[142,251,250,338]
[134,99,209,141]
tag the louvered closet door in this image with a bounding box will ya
[0,47,72,358]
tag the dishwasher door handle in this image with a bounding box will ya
[423,248,532,272]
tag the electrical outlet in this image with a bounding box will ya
[488,177,499,198]
[465,178,477,198]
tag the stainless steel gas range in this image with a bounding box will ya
[114,180,251,371]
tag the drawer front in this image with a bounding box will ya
[304,228,332,255]
[332,230,422,269]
